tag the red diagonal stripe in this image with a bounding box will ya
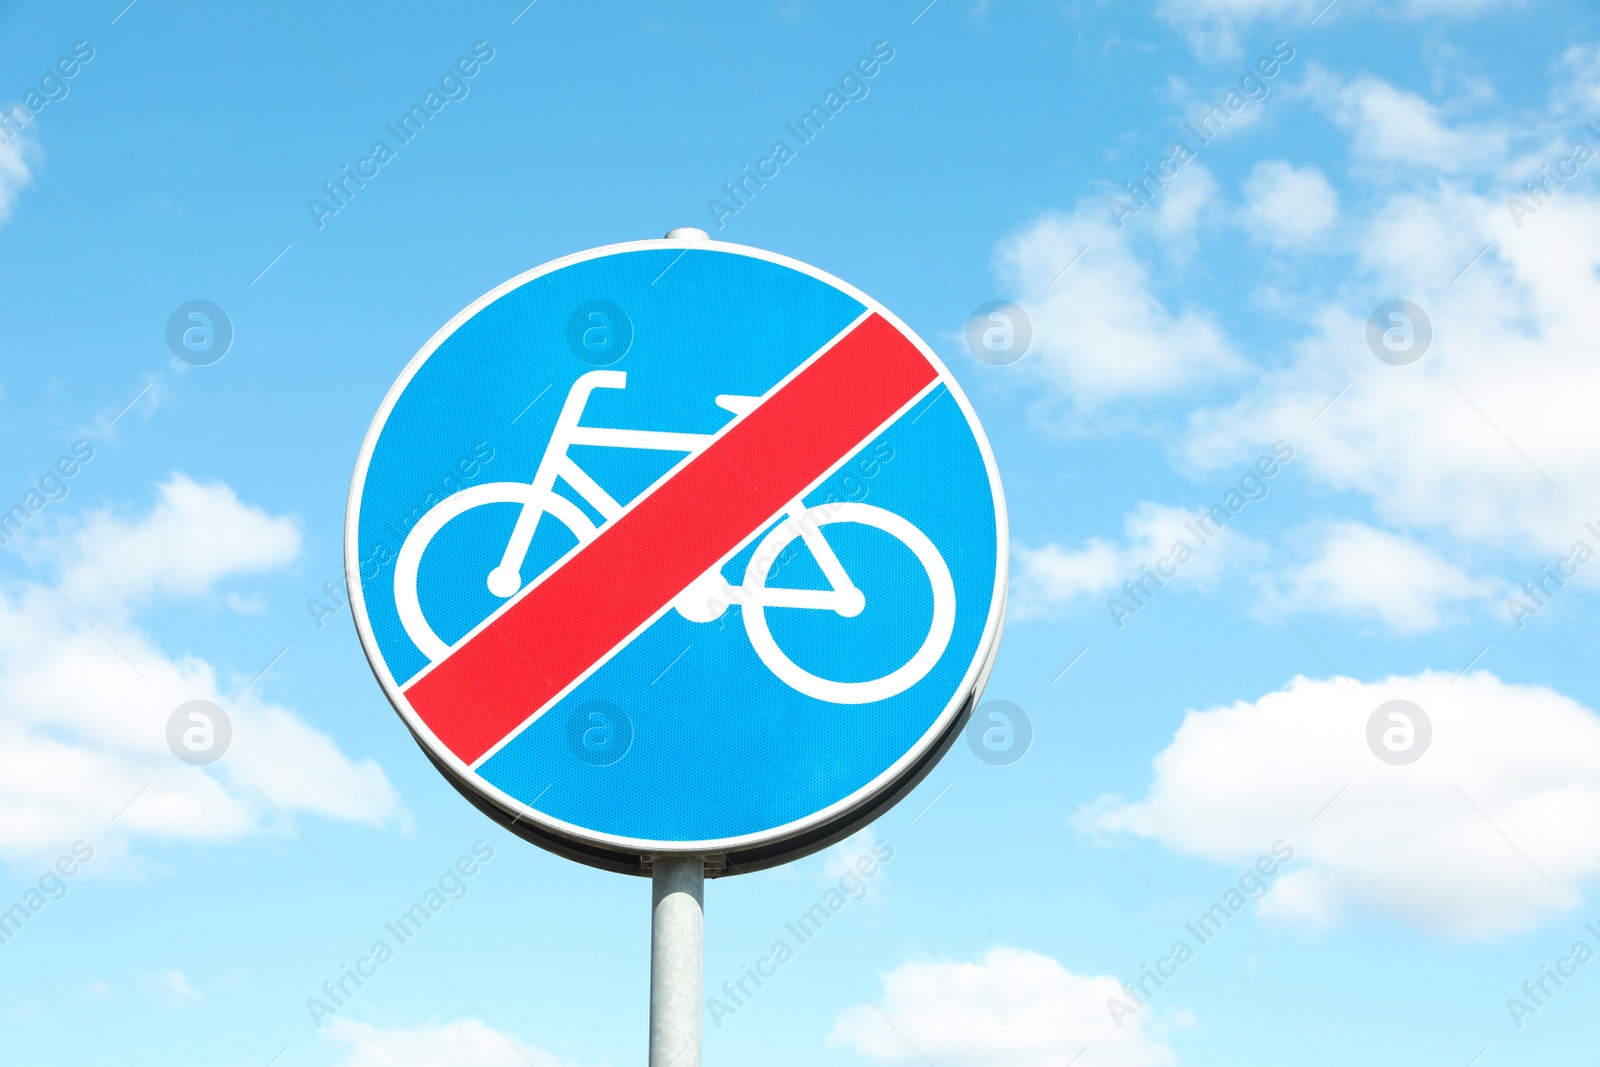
[403,313,938,765]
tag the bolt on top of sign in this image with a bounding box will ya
[346,235,1007,874]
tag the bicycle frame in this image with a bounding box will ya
[487,371,715,597]
[487,370,865,620]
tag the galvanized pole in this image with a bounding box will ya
[650,227,709,1067]
[649,855,703,1067]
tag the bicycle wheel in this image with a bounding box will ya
[394,483,597,662]
[741,502,956,704]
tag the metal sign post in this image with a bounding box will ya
[346,229,1006,1064]
[649,855,703,1067]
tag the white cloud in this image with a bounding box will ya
[1186,177,1600,558]
[1096,671,1600,938]
[325,1018,571,1067]
[1562,42,1600,117]
[1310,69,1508,171]
[820,829,888,891]
[0,133,32,226]
[1264,522,1493,633]
[995,205,1241,403]
[1151,164,1220,244]
[1157,0,1500,54]
[828,946,1175,1067]
[1155,0,1312,56]
[1012,502,1249,620]
[55,474,300,613]
[988,68,1599,602]
[1241,160,1338,249]
[1011,538,1121,618]
[0,475,397,861]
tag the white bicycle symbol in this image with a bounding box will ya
[394,370,955,704]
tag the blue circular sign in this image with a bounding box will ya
[346,237,1007,874]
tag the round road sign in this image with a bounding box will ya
[346,237,1007,874]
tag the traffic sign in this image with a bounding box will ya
[346,237,1007,874]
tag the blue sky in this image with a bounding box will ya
[3,1,1600,1064]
